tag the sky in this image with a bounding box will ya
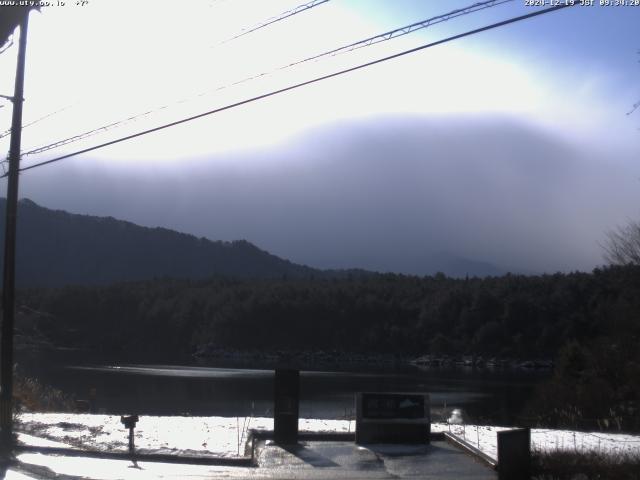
[0,0,639,275]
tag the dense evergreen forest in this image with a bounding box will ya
[14,265,640,430]
[17,266,639,359]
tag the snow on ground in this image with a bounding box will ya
[16,413,640,461]
[4,471,36,480]
[17,413,354,457]
[12,453,242,480]
[431,423,640,460]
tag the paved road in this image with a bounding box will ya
[6,441,496,479]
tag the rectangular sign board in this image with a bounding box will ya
[362,393,425,419]
[356,392,430,444]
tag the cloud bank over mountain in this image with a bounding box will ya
[16,114,640,275]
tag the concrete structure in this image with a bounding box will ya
[274,369,300,444]
[497,428,531,480]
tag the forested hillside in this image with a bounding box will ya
[0,198,318,286]
[0,198,503,286]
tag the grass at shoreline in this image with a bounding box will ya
[533,449,640,480]
[14,375,75,412]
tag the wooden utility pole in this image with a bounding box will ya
[1,11,29,452]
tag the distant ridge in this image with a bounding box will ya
[0,198,319,287]
[0,198,507,287]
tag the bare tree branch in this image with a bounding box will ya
[602,219,640,265]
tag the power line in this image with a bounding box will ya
[0,36,13,55]
[20,0,512,158]
[17,1,330,156]
[0,103,74,141]
[282,0,514,69]
[220,0,330,44]
[10,2,577,177]
[21,107,157,156]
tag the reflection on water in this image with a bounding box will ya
[18,350,548,424]
[69,365,273,378]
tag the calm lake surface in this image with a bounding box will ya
[19,349,548,425]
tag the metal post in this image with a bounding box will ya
[1,11,29,452]
[128,427,135,455]
[120,415,138,458]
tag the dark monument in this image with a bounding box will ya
[355,392,430,444]
[274,369,299,444]
[497,428,531,480]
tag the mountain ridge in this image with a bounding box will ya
[0,198,320,287]
[0,198,505,287]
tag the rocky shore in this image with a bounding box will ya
[193,345,553,371]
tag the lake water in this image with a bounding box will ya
[18,348,548,425]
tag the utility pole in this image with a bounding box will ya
[1,11,29,453]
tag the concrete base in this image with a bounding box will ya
[356,422,430,444]
[10,439,497,479]
[256,440,497,479]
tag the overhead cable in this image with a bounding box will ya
[220,0,330,44]
[18,0,331,156]
[8,2,578,178]
[282,0,514,69]
[0,103,74,141]
[20,0,512,157]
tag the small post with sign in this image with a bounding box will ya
[120,415,139,457]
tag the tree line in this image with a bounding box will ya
[15,265,638,360]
